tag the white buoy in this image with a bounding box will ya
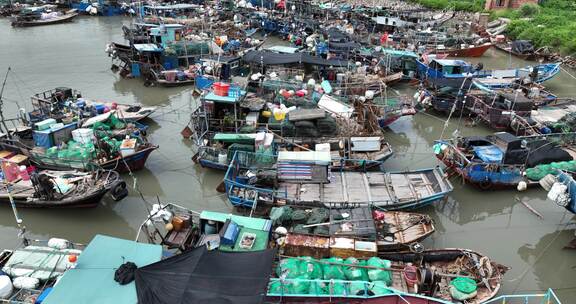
[517,181,527,191]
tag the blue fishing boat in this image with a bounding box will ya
[224,151,452,209]
[434,132,575,190]
[416,58,560,89]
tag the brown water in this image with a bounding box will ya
[0,16,575,300]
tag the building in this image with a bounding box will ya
[485,0,538,10]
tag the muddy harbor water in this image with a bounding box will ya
[0,16,574,300]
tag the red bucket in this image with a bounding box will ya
[213,82,230,96]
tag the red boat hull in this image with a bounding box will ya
[431,43,492,58]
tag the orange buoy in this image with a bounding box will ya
[68,254,78,263]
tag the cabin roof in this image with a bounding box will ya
[381,48,418,58]
[277,151,332,164]
[199,211,272,232]
[134,43,163,52]
[432,59,469,66]
[43,235,162,304]
[144,4,198,10]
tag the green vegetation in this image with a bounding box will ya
[493,1,576,55]
[410,0,485,12]
[411,0,576,55]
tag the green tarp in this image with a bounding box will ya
[43,235,162,304]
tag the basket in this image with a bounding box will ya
[213,82,230,96]
[228,86,241,98]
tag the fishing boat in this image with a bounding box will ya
[151,69,196,87]
[11,7,78,27]
[30,87,157,122]
[491,39,536,61]
[268,248,508,304]
[416,58,561,89]
[268,205,435,252]
[195,132,393,172]
[0,168,125,208]
[433,132,574,190]
[224,150,453,209]
[0,237,84,302]
[472,79,557,107]
[429,43,492,58]
[135,204,505,304]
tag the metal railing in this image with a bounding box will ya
[482,289,562,304]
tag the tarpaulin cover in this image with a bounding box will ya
[511,40,534,55]
[43,235,162,304]
[472,145,503,163]
[135,247,276,304]
[243,51,349,67]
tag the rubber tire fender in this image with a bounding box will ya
[110,180,129,201]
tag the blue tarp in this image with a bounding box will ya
[33,130,53,148]
[472,145,503,163]
[43,235,162,304]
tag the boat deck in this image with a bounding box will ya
[279,170,446,207]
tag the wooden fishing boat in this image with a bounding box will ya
[0,169,124,208]
[433,132,574,190]
[11,8,78,27]
[196,133,393,172]
[224,151,453,209]
[30,142,158,174]
[267,205,435,252]
[491,39,536,61]
[30,87,157,122]
[430,43,492,58]
[416,58,560,89]
[268,248,508,304]
[136,204,505,304]
[151,69,196,87]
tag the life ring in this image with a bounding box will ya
[110,181,128,201]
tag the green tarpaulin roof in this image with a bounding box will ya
[200,210,272,232]
[43,235,162,304]
[213,133,256,144]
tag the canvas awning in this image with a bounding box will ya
[135,247,276,304]
[43,235,162,304]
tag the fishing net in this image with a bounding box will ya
[276,258,301,278]
[349,281,370,295]
[321,257,346,280]
[269,206,293,225]
[316,116,338,135]
[291,224,310,234]
[313,225,330,235]
[371,281,392,295]
[227,144,254,161]
[449,277,478,301]
[366,257,392,285]
[298,257,323,280]
[268,280,294,294]
[526,160,576,181]
[291,210,308,222]
[306,208,329,225]
[343,257,368,281]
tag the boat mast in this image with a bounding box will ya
[0,67,13,139]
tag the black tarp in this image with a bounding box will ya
[243,50,349,67]
[135,247,276,304]
[512,40,534,55]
